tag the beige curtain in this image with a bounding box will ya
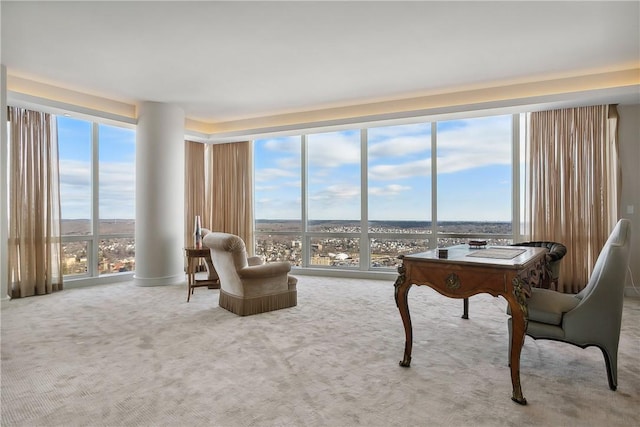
[7,107,63,298]
[525,105,619,293]
[184,140,206,248]
[204,141,254,254]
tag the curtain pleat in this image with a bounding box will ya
[526,105,619,293]
[204,141,254,255]
[7,107,63,298]
[184,140,206,248]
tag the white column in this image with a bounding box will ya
[0,64,9,299]
[134,102,185,287]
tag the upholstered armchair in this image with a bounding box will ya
[508,219,632,390]
[199,228,219,282]
[203,232,297,316]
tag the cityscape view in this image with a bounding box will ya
[61,219,135,276]
[61,219,511,276]
[255,219,512,269]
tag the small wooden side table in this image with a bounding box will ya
[184,247,219,302]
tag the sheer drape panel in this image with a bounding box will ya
[205,141,254,255]
[184,141,206,248]
[7,107,63,298]
[526,105,619,293]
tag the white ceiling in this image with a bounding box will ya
[2,1,639,127]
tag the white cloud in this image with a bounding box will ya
[367,117,510,180]
[307,133,360,168]
[369,184,411,196]
[98,162,135,219]
[369,159,431,181]
[255,180,301,193]
[59,159,90,185]
[255,167,298,182]
[59,160,91,218]
[436,117,511,171]
[309,184,360,201]
[261,136,301,154]
[368,135,429,160]
[276,156,301,170]
[254,194,301,220]
[59,159,135,219]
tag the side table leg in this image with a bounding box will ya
[186,258,194,302]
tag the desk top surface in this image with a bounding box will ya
[403,244,547,269]
[184,247,210,256]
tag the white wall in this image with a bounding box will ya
[0,65,8,300]
[618,104,640,297]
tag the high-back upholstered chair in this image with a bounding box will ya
[203,232,297,316]
[508,219,632,390]
[510,241,567,289]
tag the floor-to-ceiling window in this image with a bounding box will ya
[254,136,302,265]
[58,116,135,279]
[367,123,432,269]
[435,115,513,246]
[58,116,92,276]
[254,113,517,273]
[307,130,361,268]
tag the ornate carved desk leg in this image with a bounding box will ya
[462,297,469,319]
[507,276,529,405]
[394,260,413,368]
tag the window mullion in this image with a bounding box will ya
[360,128,368,271]
[301,135,309,268]
[90,122,99,277]
[512,114,520,242]
[430,122,438,249]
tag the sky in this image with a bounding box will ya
[57,116,135,220]
[57,114,513,223]
[254,115,513,222]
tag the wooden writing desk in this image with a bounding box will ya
[394,245,547,405]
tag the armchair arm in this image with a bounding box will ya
[247,256,263,266]
[238,262,291,279]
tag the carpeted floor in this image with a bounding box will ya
[1,275,639,426]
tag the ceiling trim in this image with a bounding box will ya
[6,68,639,142]
[7,75,136,121]
[205,69,639,137]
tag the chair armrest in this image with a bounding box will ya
[238,262,291,279]
[247,256,263,266]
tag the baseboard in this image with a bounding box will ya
[624,286,640,297]
[134,273,185,287]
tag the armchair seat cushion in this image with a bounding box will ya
[526,288,580,325]
[507,288,579,325]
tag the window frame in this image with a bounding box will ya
[57,116,136,282]
[253,113,525,273]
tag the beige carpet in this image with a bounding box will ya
[1,275,639,427]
